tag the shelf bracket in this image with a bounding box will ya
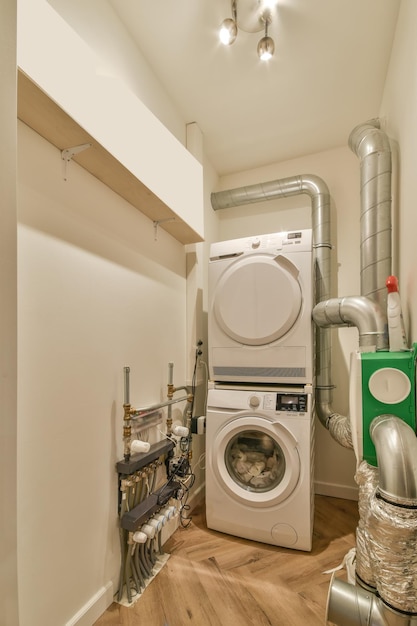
[61,142,92,181]
[153,217,175,241]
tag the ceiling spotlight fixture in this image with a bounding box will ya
[219,0,238,45]
[219,0,276,61]
[257,16,275,61]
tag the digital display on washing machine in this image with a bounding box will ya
[276,393,307,412]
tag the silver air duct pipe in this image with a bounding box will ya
[327,416,417,626]
[370,415,417,505]
[313,295,386,349]
[348,119,392,319]
[326,577,417,626]
[315,118,391,446]
[211,174,346,441]
[211,119,391,448]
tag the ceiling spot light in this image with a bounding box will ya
[257,34,275,60]
[219,0,276,60]
[257,19,275,61]
[219,18,238,45]
[219,0,238,45]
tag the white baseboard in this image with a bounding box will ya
[66,486,207,624]
[65,581,114,626]
[315,480,358,501]
[69,481,358,624]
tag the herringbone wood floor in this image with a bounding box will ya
[95,495,358,626]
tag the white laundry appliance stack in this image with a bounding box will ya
[206,230,315,551]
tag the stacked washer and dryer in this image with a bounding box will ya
[206,229,315,551]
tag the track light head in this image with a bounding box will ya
[219,17,238,45]
[219,0,276,60]
[257,35,274,60]
[257,11,274,61]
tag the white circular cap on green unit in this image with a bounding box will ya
[368,367,411,404]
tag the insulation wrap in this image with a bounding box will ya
[368,492,417,613]
[328,413,353,449]
[355,461,379,588]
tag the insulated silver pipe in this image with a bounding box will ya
[354,461,379,591]
[329,419,417,624]
[370,415,417,505]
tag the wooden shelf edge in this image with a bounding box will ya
[17,70,204,245]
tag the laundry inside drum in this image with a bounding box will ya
[225,430,286,492]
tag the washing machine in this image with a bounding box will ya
[208,229,313,385]
[206,384,314,551]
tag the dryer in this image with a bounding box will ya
[206,385,314,551]
[208,229,313,385]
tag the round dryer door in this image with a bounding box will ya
[212,415,300,508]
[213,254,302,345]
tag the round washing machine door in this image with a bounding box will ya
[212,414,300,508]
[213,254,302,346]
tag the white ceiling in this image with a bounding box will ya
[109,0,401,176]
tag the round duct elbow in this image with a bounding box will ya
[326,577,386,626]
[210,174,330,211]
[326,577,417,626]
[348,118,391,160]
[312,296,387,349]
[370,415,417,505]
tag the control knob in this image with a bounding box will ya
[249,395,260,408]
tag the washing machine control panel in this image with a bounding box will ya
[260,392,309,413]
[275,393,308,413]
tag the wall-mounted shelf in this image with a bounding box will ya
[17,70,204,245]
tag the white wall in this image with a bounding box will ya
[13,0,417,624]
[215,145,362,499]
[17,121,190,626]
[0,2,19,625]
[18,0,204,243]
[185,151,220,498]
[15,2,212,624]
[380,0,417,344]
[48,0,186,147]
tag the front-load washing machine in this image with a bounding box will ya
[206,385,314,551]
[208,229,313,385]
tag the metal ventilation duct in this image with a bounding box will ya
[327,417,417,625]
[349,118,392,319]
[211,119,390,446]
[211,174,347,441]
